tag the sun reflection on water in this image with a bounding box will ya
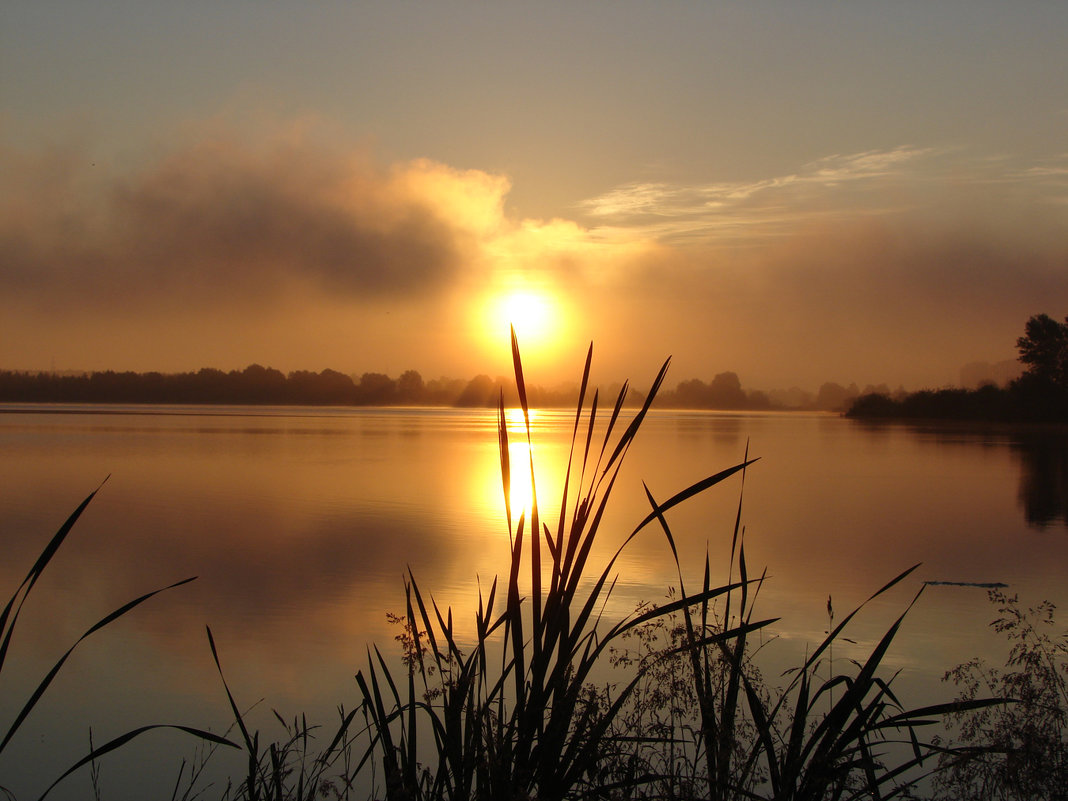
[478,407,568,534]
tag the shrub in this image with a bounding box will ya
[934,590,1068,801]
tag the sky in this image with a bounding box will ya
[2,0,1067,391]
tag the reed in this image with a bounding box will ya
[344,333,1004,801]
[0,481,236,800]
[347,332,762,800]
[204,627,363,801]
[569,473,1005,800]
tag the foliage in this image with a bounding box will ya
[203,628,362,801]
[336,332,999,801]
[1016,313,1068,389]
[9,336,1023,799]
[350,332,768,801]
[933,590,1068,801]
[0,367,554,408]
[596,587,773,800]
[848,312,1068,422]
[595,562,993,800]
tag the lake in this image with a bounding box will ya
[1,404,1066,799]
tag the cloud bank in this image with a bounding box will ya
[2,132,1066,389]
[0,136,473,308]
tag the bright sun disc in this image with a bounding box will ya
[495,291,553,341]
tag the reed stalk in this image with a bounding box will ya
[350,333,1003,801]
[0,481,236,800]
[353,333,768,800]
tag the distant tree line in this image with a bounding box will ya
[0,362,909,413]
[848,313,1068,423]
[0,365,588,408]
[652,371,897,412]
[0,362,896,412]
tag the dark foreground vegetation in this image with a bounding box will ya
[848,314,1068,424]
[3,334,1066,800]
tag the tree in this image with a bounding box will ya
[396,369,424,403]
[674,378,710,408]
[708,371,747,409]
[1016,313,1068,388]
[454,374,495,407]
[815,381,859,412]
[357,372,396,405]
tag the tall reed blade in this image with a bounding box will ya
[37,724,236,801]
[557,342,594,557]
[0,575,198,755]
[0,480,107,676]
[498,391,513,540]
[207,626,257,757]
[510,330,544,662]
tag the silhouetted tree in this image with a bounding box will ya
[455,374,496,407]
[424,376,467,405]
[747,389,772,410]
[815,381,859,412]
[236,364,286,403]
[396,370,425,404]
[357,372,396,405]
[315,369,357,404]
[708,371,747,409]
[673,378,710,408]
[1017,313,1068,388]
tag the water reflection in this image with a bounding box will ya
[2,406,1067,799]
[664,410,745,447]
[1013,431,1068,528]
[848,418,1068,531]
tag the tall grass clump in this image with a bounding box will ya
[0,481,235,800]
[343,333,1001,801]
[203,626,363,801]
[348,333,766,800]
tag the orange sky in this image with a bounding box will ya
[2,2,1067,391]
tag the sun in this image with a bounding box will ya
[486,289,563,348]
[472,285,571,371]
[499,291,551,339]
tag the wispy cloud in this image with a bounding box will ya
[578,146,1068,246]
[802,146,932,183]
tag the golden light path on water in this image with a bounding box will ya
[465,406,678,630]
[498,408,555,522]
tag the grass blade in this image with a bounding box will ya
[37,724,237,801]
[0,576,197,755]
[0,480,107,676]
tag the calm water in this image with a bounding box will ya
[1,405,1066,799]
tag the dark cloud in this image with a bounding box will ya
[0,137,465,310]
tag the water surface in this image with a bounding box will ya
[1,405,1065,799]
